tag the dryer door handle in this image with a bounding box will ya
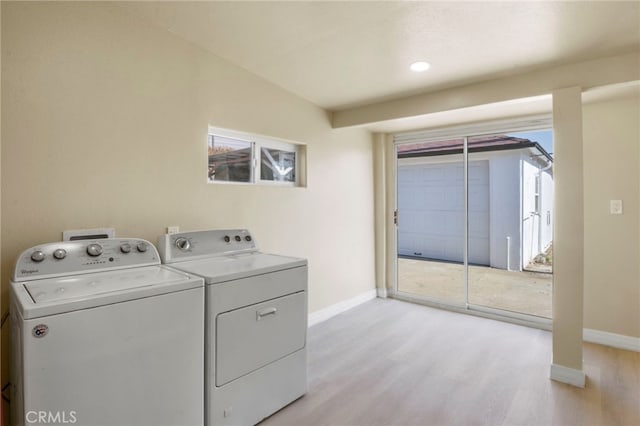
[256,307,277,321]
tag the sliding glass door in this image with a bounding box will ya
[396,139,465,306]
[395,127,553,320]
[466,131,553,317]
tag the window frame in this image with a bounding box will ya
[392,114,554,328]
[207,127,302,187]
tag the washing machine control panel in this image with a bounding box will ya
[158,229,257,263]
[13,238,160,281]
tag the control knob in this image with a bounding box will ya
[30,250,46,263]
[245,235,252,242]
[120,243,132,254]
[137,242,148,253]
[223,235,231,243]
[234,235,242,242]
[175,238,190,251]
[86,243,103,257]
[53,249,67,260]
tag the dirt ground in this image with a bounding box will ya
[397,258,552,318]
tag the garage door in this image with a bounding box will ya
[397,160,489,265]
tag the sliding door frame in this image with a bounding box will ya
[391,115,553,330]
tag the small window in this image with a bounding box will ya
[260,146,296,183]
[208,127,304,186]
[208,135,253,183]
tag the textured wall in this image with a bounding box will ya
[583,93,640,338]
[0,1,376,407]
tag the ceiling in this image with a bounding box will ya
[118,1,640,131]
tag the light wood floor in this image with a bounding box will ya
[261,298,639,426]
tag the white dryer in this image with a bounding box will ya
[158,229,307,426]
[10,238,205,426]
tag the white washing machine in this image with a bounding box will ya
[10,238,205,426]
[158,229,307,426]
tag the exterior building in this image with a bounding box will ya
[397,136,553,271]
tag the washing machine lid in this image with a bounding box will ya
[169,252,307,285]
[12,265,203,319]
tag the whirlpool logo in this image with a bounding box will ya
[26,411,77,424]
[32,324,49,338]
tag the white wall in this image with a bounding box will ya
[521,153,554,268]
[522,157,541,267]
[583,93,639,338]
[468,160,490,265]
[0,1,376,404]
[540,168,554,251]
[488,152,522,270]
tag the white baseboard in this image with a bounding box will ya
[583,328,640,352]
[376,287,388,298]
[550,363,586,388]
[308,289,377,327]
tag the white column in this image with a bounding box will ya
[550,86,586,387]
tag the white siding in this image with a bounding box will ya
[540,168,554,251]
[522,157,541,267]
[488,152,522,270]
[521,154,554,268]
[468,161,491,265]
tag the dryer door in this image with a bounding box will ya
[216,291,306,386]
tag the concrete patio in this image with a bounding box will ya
[397,258,552,318]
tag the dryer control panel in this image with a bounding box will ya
[158,229,257,263]
[13,238,160,281]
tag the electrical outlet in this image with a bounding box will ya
[167,226,180,234]
[610,200,623,215]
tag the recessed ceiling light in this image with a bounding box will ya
[410,61,431,72]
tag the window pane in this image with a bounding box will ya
[396,138,466,305]
[466,130,553,318]
[260,147,295,182]
[208,135,252,182]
